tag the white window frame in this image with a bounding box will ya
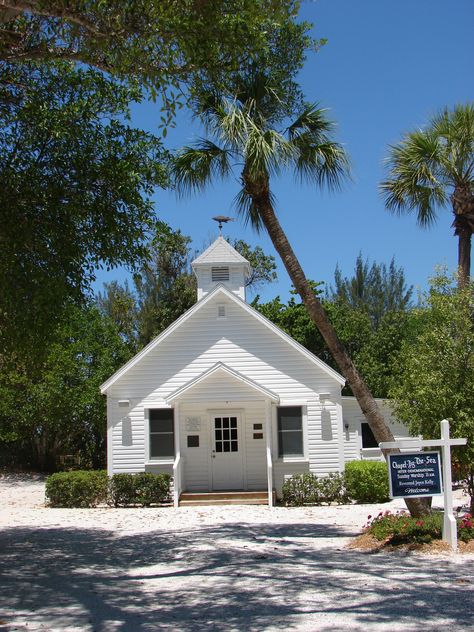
[144,406,175,465]
[274,404,308,462]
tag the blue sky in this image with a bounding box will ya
[94,0,473,303]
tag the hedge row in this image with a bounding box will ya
[45,471,171,508]
[282,461,390,506]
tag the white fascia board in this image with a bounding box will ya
[100,284,345,393]
[166,361,280,404]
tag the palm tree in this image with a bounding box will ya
[381,104,474,286]
[174,73,429,516]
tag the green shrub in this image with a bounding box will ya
[318,473,349,504]
[46,470,108,508]
[134,473,171,507]
[282,472,347,506]
[345,460,390,503]
[108,473,136,507]
[108,472,171,507]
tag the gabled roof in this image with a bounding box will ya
[191,236,250,268]
[166,362,280,403]
[100,284,345,393]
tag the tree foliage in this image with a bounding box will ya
[0,1,314,121]
[381,104,474,285]
[328,254,413,326]
[389,273,474,512]
[0,303,130,470]
[0,62,168,355]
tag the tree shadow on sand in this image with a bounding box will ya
[1,521,473,631]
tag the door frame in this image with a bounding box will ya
[207,409,247,491]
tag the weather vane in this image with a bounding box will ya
[212,215,234,235]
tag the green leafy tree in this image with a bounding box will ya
[133,223,196,347]
[95,281,138,351]
[0,1,312,114]
[381,104,474,286]
[230,239,277,291]
[0,303,130,470]
[174,71,429,515]
[389,273,474,512]
[328,254,413,326]
[0,62,168,356]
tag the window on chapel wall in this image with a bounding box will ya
[149,409,175,458]
[361,422,378,448]
[277,406,303,457]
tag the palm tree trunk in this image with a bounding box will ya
[457,228,471,288]
[452,187,474,287]
[256,195,430,517]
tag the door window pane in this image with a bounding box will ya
[215,416,238,454]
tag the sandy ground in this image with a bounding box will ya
[1,475,473,632]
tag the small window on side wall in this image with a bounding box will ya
[149,409,175,458]
[361,422,378,448]
[277,406,303,457]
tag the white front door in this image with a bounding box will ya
[211,414,244,490]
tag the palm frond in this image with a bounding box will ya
[285,104,350,190]
[173,140,232,197]
[233,186,276,234]
[287,103,336,141]
[381,130,448,225]
[244,126,296,179]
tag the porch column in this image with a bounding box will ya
[173,402,181,508]
[265,400,273,507]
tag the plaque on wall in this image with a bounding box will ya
[185,416,201,431]
[187,435,200,448]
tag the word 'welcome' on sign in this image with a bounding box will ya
[388,451,442,498]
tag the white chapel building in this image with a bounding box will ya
[101,236,408,506]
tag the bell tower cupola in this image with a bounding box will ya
[191,236,251,301]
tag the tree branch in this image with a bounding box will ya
[0,1,108,37]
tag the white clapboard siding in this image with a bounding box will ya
[341,396,412,463]
[106,292,346,485]
[180,404,211,491]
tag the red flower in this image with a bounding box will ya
[416,520,424,527]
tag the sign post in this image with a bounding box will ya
[379,419,467,550]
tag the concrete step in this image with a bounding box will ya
[179,490,271,506]
[179,498,268,506]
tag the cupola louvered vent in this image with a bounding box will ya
[217,304,226,318]
[212,266,230,282]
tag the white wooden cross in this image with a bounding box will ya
[379,419,467,550]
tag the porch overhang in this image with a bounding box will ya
[165,362,280,404]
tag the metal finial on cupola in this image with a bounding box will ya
[212,215,234,235]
